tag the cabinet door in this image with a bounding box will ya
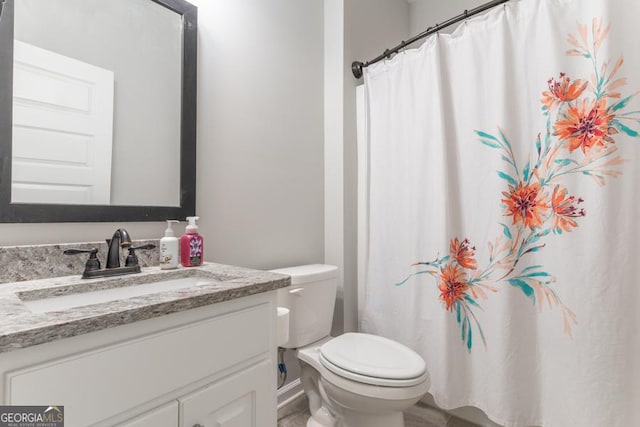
[180,360,275,427]
[117,401,179,427]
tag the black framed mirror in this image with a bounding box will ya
[0,0,196,222]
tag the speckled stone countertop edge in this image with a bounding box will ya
[0,262,290,354]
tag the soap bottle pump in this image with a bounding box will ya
[180,216,204,267]
[160,220,180,270]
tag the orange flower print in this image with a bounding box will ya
[450,238,477,270]
[555,99,615,153]
[551,185,585,233]
[502,182,549,229]
[542,72,587,111]
[438,263,469,311]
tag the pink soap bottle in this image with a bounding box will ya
[180,216,204,267]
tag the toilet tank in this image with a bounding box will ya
[270,264,338,349]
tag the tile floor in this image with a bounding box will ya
[278,410,436,426]
[277,398,479,427]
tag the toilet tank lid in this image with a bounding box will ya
[269,264,338,284]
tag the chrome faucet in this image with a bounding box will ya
[106,228,132,268]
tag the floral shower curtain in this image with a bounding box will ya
[361,0,640,426]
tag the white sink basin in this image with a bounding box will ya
[22,277,213,314]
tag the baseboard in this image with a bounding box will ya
[277,379,308,421]
[277,378,304,409]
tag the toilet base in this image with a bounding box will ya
[306,405,336,427]
[307,417,328,427]
[320,376,413,427]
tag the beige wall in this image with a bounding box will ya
[190,0,324,271]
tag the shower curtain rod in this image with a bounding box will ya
[351,0,510,79]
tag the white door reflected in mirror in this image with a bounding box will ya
[10,0,183,208]
[12,41,114,205]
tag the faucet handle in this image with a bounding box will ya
[125,244,156,267]
[63,248,101,272]
[130,243,156,251]
[63,248,98,255]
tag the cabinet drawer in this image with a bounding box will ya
[6,303,272,426]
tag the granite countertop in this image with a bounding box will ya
[0,263,290,354]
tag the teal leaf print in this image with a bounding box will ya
[497,171,518,186]
[500,223,513,239]
[611,119,639,137]
[508,279,535,301]
[611,95,633,112]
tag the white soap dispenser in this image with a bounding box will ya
[160,220,180,270]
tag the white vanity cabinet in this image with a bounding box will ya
[118,402,179,427]
[0,291,278,427]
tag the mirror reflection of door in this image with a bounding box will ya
[12,41,114,205]
[12,0,183,208]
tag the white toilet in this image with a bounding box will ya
[271,264,429,427]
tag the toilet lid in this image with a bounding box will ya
[319,333,426,386]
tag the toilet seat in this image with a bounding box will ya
[318,333,427,387]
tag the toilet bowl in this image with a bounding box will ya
[299,334,429,427]
[271,264,429,427]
